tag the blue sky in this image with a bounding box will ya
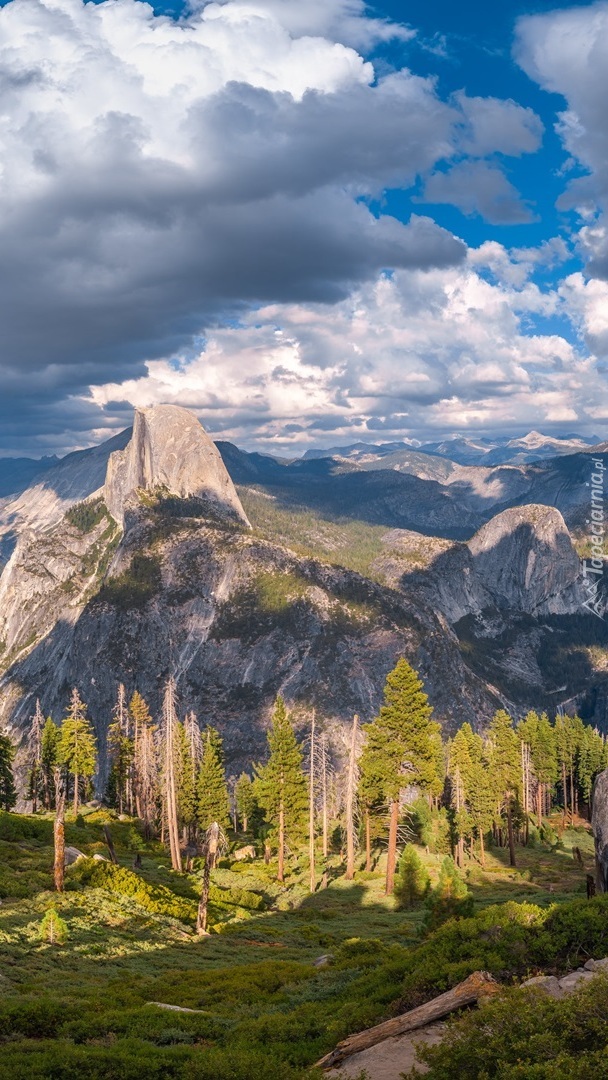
[0,0,606,454]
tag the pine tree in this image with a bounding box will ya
[447,729,475,866]
[0,731,17,811]
[27,699,45,813]
[460,725,494,867]
[130,692,157,832]
[254,697,307,882]
[57,690,97,814]
[107,685,134,815]
[394,844,430,909]
[235,772,256,833]
[197,727,230,842]
[423,855,473,933]
[41,717,60,810]
[39,908,68,945]
[362,658,440,894]
[179,712,204,841]
[487,710,520,867]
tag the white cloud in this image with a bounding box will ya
[89,256,605,450]
[423,161,535,224]
[516,2,608,277]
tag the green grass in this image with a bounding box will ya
[0,809,602,1078]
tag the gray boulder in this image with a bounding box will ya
[64,846,86,866]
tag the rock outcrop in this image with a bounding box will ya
[592,769,608,893]
[402,504,586,625]
[104,406,250,527]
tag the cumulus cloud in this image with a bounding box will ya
[88,253,607,451]
[423,161,536,225]
[516,2,608,276]
[0,0,484,438]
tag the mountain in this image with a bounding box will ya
[0,455,58,498]
[1,405,607,789]
[302,431,599,468]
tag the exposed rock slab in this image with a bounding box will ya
[592,770,608,893]
[104,406,249,527]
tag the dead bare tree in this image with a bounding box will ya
[197,821,227,935]
[345,715,359,880]
[161,678,182,871]
[53,768,66,893]
[309,712,316,893]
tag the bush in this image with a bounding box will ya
[72,860,196,923]
[394,844,430,910]
[422,856,473,935]
[98,554,162,610]
[412,974,608,1079]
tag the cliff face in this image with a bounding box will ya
[409,505,586,625]
[592,770,608,893]
[0,406,606,784]
[104,406,250,527]
[0,508,499,783]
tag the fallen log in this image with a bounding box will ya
[316,969,499,1070]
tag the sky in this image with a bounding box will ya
[1,0,608,456]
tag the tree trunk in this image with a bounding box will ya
[73,772,79,815]
[309,714,316,894]
[54,773,66,893]
[536,783,542,830]
[506,799,516,867]
[345,715,358,881]
[479,827,485,869]
[103,825,118,864]
[562,762,568,816]
[569,765,575,823]
[385,798,399,895]
[315,971,500,1070]
[243,814,248,833]
[278,802,285,883]
[365,808,371,872]
[197,822,219,935]
[321,734,329,860]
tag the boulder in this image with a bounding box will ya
[521,975,562,998]
[313,954,334,969]
[558,970,595,993]
[233,845,256,861]
[92,853,108,861]
[64,846,86,866]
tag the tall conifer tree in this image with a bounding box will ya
[197,727,230,840]
[58,689,97,814]
[362,658,440,894]
[254,697,307,882]
[0,731,17,811]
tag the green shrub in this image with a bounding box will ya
[422,856,474,935]
[73,860,196,924]
[412,974,608,1079]
[394,844,430,910]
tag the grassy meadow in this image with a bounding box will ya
[0,806,606,1079]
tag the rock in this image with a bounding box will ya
[594,957,608,971]
[521,975,563,998]
[104,405,250,528]
[233,845,256,861]
[64,846,86,866]
[145,1002,207,1013]
[558,970,596,993]
[92,853,107,861]
[592,770,608,893]
[584,959,597,971]
[313,954,334,968]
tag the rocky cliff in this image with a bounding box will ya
[1,406,606,783]
[104,406,250,527]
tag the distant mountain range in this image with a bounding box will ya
[302,430,600,466]
[0,411,606,786]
